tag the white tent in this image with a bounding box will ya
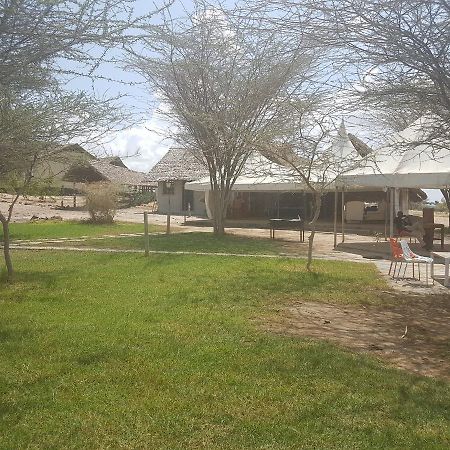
[343,117,450,189]
[342,117,450,239]
[186,121,360,192]
[185,153,304,192]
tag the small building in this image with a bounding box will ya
[146,148,209,215]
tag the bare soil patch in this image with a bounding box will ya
[263,294,450,381]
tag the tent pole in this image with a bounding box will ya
[389,188,394,238]
[277,193,280,218]
[341,188,345,243]
[384,188,388,241]
[333,186,338,248]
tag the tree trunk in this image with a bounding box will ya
[306,193,322,272]
[211,188,228,236]
[441,189,450,227]
[0,214,13,280]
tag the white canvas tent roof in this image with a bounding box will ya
[186,121,360,192]
[185,153,305,191]
[342,117,450,189]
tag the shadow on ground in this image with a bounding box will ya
[263,294,450,380]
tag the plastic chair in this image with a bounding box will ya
[399,240,433,285]
[389,238,404,279]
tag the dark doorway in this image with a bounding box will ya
[183,188,194,211]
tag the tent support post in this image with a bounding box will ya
[384,189,388,241]
[277,193,280,218]
[333,187,338,248]
[389,188,394,238]
[341,189,345,243]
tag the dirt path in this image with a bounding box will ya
[263,295,450,381]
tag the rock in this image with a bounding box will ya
[368,344,383,351]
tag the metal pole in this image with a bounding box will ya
[333,186,338,248]
[341,188,345,243]
[384,188,388,241]
[389,188,394,238]
[144,211,149,256]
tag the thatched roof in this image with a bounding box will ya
[92,160,151,186]
[100,156,128,168]
[64,157,153,186]
[147,148,209,182]
[348,133,373,157]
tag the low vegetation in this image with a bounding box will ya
[0,251,448,449]
[84,182,119,223]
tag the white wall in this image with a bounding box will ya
[157,181,207,216]
[192,191,206,216]
[157,181,184,214]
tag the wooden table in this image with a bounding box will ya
[269,218,305,242]
[431,251,450,287]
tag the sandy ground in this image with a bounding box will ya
[262,294,450,380]
[0,194,188,226]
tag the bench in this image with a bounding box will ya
[269,218,305,242]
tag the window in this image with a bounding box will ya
[162,181,174,195]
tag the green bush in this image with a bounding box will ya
[120,190,155,207]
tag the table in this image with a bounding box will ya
[269,218,305,242]
[431,251,450,287]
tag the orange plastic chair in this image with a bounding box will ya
[389,238,404,278]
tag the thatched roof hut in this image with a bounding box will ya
[146,148,209,182]
[63,157,153,189]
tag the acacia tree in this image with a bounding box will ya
[261,99,364,270]
[247,0,449,232]
[0,89,127,279]
[127,2,318,234]
[0,0,164,280]
[263,0,449,143]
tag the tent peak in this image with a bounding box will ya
[338,119,347,138]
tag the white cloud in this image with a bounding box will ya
[99,107,175,172]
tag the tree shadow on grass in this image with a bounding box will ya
[0,269,67,300]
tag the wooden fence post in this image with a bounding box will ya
[144,211,149,256]
[166,214,171,234]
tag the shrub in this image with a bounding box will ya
[120,190,156,208]
[84,182,119,223]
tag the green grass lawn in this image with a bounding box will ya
[43,232,285,255]
[1,220,162,240]
[2,222,283,255]
[0,251,449,449]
